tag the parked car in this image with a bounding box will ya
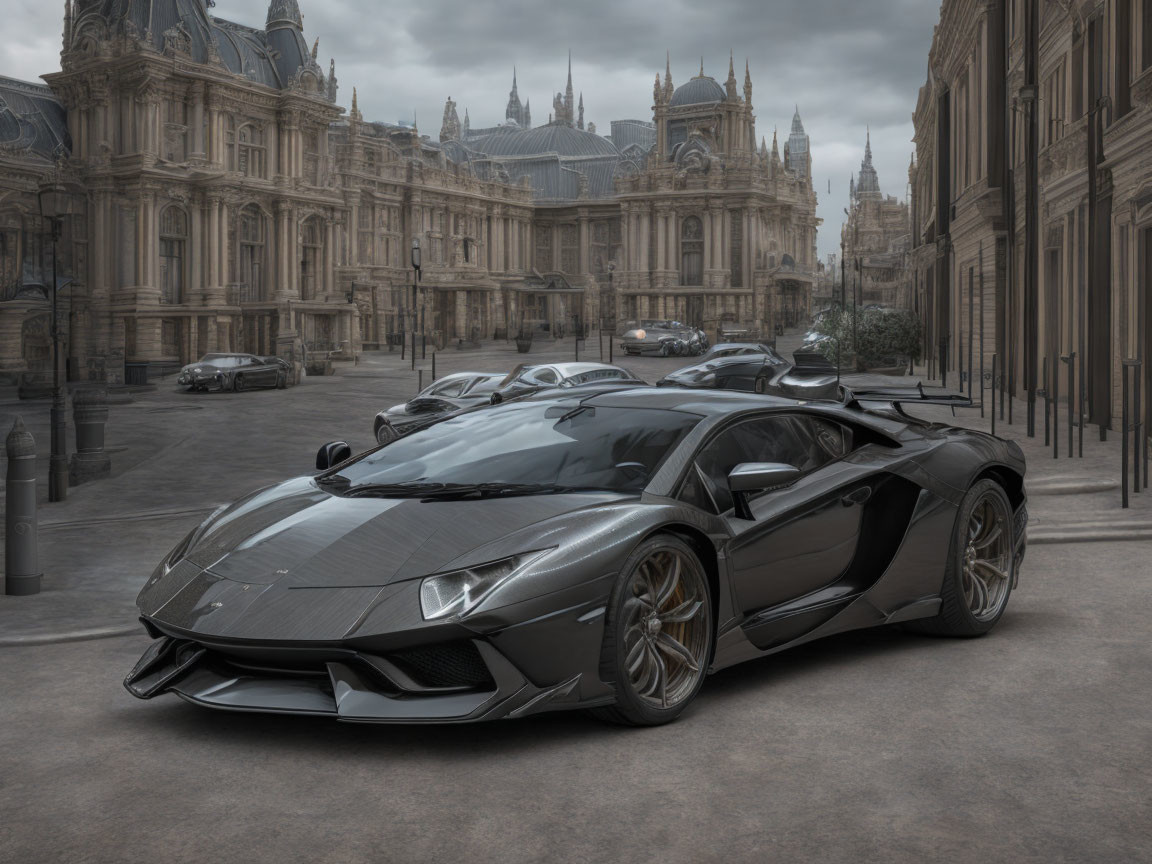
[699,342,783,362]
[126,382,1027,726]
[373,372,504,444]
[489,362,643,403]
[658,349,841,400]
[621,321,706,356]
[177,354,289,392]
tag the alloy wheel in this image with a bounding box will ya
[621,548,709,709]
[961,492,1012,622]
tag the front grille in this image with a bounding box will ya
[390,641,495,689]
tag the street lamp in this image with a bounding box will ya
[410,238,421,369]
[607,261,617,364]
[38,181,75,503]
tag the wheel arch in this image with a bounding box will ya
[972,464,1025,510]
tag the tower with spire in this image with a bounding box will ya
[505,68,529,127]
[855,128,881,200]
[786,106,810,178]
[440,96,461,142]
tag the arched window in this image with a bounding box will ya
[681,216,703,286]
[159,207,188,304]
[239,205,266,302]
[237,125,265,178]
[300,218,322,300]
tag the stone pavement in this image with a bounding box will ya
[1,330,1147,645]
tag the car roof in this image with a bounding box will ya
[545,362,627,376]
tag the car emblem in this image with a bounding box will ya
[210,601,224,609]
[275,569,289,575]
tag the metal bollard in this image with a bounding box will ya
[1039,357,1049,448]
[990,354,997,437]
[69,387,111,487]
[432,352,437,383]
[1123,360,1133,509]
[417,369,423,395]
[5,417,41,596]
[1132,360,1143,495]
[575,337,580,362]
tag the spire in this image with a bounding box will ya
[63,0,73,49]
[654,73,662,106]
[725,50,738,98]
[506,67,525,126]
[524,99,531,127]
[699,57,705,78]
[565,51,574,125]
[578,92,585,130]
[787,105,811,178]
[744,59,752,102]
[772,127,780,159]
[326,58,338,102]
[311,37,319,60]
[440,95,461,142]
[857,127,881,197]
[664,52,674,99]
[350,87,361,122]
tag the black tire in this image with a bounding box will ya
[904,478,1015,637]
[233,374,245,393]
[659,342,670,357]
[590,535,713,727]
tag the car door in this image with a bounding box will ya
[248,356,273,387]
[688,414,877,630]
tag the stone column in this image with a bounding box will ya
[207,196,220,292]
[578,212,590,275]
[190,85,206,158]
[324,219,335,297]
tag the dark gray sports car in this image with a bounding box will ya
[658,349,841,400]
[374,372,503,444]
[177,353,290,392]
[125,384,1027,726]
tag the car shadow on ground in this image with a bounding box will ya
[111,616,1032,757]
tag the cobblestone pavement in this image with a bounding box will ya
[1,539,1149,864]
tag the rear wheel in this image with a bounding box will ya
[233,374,245,392]
[591,535,712,726]
[905,479,1014,637]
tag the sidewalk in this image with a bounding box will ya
[1,333,1147,647]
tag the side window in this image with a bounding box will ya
[686,415,846,514]
[529,368,560,385]
[432,379,466,398]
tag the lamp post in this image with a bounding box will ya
[410,238,421,370]
[607,261,616,364]
[38,182,73,503]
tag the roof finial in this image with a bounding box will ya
[699,56,704,77]
[350,86,361,121]
[311,37,318,60]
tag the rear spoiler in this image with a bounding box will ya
[844,383,972,412]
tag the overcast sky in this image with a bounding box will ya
[2,0,940,260]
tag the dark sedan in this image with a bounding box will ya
[374,372,504,444]
[177,354,289,392]
[489,362,642,404]
[126,383,1026,727]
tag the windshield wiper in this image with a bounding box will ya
[343,482,454,499]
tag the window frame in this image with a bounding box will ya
[675,410,858,516]
[159,205,188,305]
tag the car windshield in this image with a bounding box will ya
[331,403,700,494]
[201,355,245,368]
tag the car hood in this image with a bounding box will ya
[138,477,631,639]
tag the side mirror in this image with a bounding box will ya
[316,441,352,471]
[727,462,801,521]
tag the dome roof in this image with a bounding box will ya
[669,76,726,108]
[472,124,620,159]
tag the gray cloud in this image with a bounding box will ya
[2,0,940,259]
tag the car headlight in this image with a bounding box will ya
[635,329,647,340]
[193,368,202,374]
[419,549,555,620]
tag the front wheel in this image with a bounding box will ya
[375,422,398,445]
[591,535,712,726]
[905,479,1015,637]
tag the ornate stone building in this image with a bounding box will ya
[910,0,1152,436]
[842,131,911,309]
[613,58,820,330]
[0,1,821,385]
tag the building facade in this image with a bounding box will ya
[910,0,1152,437]
[0,0,820,387]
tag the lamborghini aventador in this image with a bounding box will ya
[125,384,1027,727]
